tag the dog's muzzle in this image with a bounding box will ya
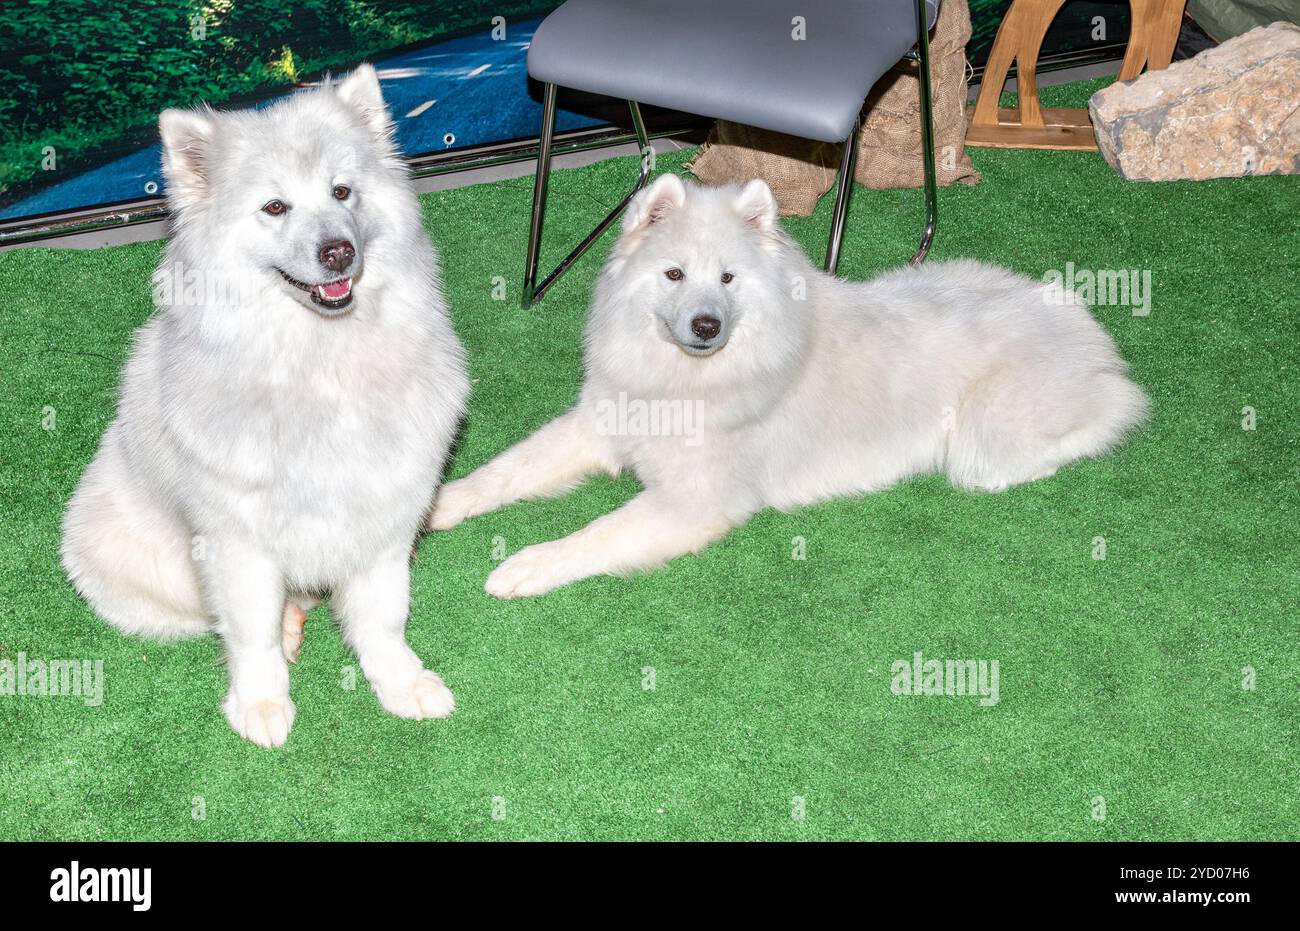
[668,312,728,356]
[277,269,355,315]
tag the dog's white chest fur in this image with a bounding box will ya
[123,289,461,588]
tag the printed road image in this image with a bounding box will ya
[1,18,603,222]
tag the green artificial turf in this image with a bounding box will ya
[1,78,1297,840]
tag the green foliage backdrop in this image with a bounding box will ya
[0,1,555,196]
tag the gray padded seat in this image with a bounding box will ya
[528,0,940,143]
[521,0,942,303]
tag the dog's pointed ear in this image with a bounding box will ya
[623,173,687,233]
[733,179,779,234]
[336,64,393,141]
[159,107,217,212]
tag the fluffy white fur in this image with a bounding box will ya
[432,174,1148,598]
[61,65,469,747]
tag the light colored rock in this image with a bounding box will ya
[1089,21,1300,181]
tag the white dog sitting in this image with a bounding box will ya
[61,66,469,747]
[432,174,1148,599]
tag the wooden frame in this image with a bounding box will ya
[966,0,1187,151]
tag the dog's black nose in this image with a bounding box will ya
[691,315,722,341]
[319,240,355,272]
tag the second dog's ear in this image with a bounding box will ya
[159,107,217,213]
[336,64,393,142]
[623,173,687,233]
[733,179,779,234]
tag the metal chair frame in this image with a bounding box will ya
[523,0,939,306]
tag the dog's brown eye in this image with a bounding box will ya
[665,268,684,281]
[262,200,287,216]
[721,272,734,284]
[333,185,351,201]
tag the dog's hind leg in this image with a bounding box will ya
[484,490,742,598]
[429,407,618,530]
[280,594,320,664]
[945,366,1148,492]
[61,433,209,639]
[945,377,1071,493]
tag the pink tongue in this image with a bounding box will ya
[318,279,351,299]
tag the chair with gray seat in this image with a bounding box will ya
[522,0,941,305]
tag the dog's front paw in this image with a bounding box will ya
[428,478,498,531]
[224,693,296,748]
[485,542,577,599]
[372,669,456,720]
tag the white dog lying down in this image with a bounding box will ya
[61,66,469,747]
[432,174,1148,598]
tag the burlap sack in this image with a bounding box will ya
[687,0,980,215]
[685,123,841,216]
[857,0,979,191]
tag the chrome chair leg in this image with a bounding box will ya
[910,0,938,267]
[522,83,559,306]
[825,116,861,275]
[522,83,653,306]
